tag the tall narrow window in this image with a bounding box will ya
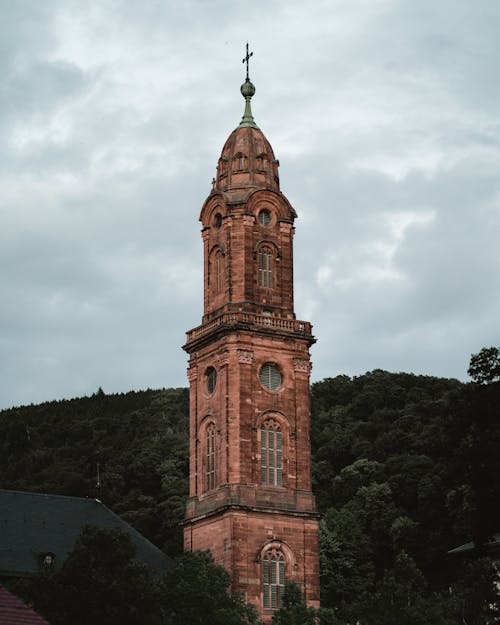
[206,366,217,394]
[206,424,216,491]
[263,549,285,610]
[214,251,223,294]
[261,420,283,486]
[258,246,273,287]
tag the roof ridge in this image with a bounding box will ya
[0,488,101,505]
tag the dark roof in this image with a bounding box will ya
[0,489,172,577]
[448,533,500,555]
[0,585,50,625]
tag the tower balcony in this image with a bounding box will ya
[184,311,314,350]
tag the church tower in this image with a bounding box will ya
[183,50,320,620]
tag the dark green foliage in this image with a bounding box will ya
[454,558,500,625]
[1,353,499,624]
[271,581,317,625]
[10,529,262,625]
[311,366,500,623]
[468,346,500,384]
[12,526,161,625]
[346,551,459,625]
[0,388,189,557]
[163,551,261,625]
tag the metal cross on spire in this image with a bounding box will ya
[242,42,253,80]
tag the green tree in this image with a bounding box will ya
[352,552,458,625]
[23,526,161,625]
[271,581,317,625]
[468,346,500,384]
[319,507,374,609]
[454,557,500,625]
[163,550,261,625]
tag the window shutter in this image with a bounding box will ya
[259,364,282,390]
[263,558,270,608]
[261,425,267,484]
[276,429,282,486]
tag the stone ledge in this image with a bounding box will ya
[183,483,318,522]
[184,312,314,351]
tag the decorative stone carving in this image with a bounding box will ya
[238,349,254,364]
[217,351,230,367]
[279,221,293,234]
[294,359,311,373]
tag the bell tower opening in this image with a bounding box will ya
[182,46,320,621]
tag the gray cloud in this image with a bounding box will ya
[1,0,499,409]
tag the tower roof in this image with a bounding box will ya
[212,71,280,198]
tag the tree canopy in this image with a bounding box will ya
[271,581,317,625]
[12,526,161,625]
[468,346,500,384]
[1,350,499,624]
[163,551,261,625]
[11,528,262,625]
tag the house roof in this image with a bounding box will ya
[448,533,500,555]
[0,489,172,577]
[0,585,50,625]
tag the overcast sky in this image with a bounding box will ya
[1,0,499,410]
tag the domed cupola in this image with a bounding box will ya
[213,72,280,198]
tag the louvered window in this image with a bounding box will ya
[259,363,282,390]
[206,424,216,491]
[261,420,283,486]
[263,549,285,610]
[214,251,223,294]
[258,246,273,288]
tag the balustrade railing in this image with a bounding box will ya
[186,312,311,342]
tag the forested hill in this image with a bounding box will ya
[0,387,189,557]
[1,368,499,622]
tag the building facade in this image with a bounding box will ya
[183,65,320,621]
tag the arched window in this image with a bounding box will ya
[261,419,282,486]
[212,250,224,295]
[263,548,285,610]
[205,423,216,491]
[258,246,274,288]
[206,366,217,394]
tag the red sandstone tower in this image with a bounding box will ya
[183,52,320,621]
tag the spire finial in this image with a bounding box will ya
[239,43,258,128]
[242,42,253,81]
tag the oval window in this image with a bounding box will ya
[206,367,217,393]
[259,363,282,390]
[258,209,271,226]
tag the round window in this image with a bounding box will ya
[259,363,282,390]
[258,209,271,226]
[206,367,217,393]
